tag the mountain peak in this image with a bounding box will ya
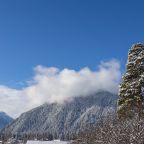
[0,112,13,129]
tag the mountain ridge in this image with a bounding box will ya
[2,91,117,139]
[0,112,13,129]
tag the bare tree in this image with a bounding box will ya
[72,114,144,144]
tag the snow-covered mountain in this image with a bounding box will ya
[2,91,117,139]
[0,112,13,129]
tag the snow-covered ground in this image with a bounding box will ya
[27,140,68,144]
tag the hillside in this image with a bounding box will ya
[0,112,13,129]
[2,91,117,139]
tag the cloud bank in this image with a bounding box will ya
[0,60,121,118]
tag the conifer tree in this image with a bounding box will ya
[118,43,144,118]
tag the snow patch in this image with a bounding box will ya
[27,140,68,144]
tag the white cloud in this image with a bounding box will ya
[0,59,121,118]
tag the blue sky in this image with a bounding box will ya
[0,0,144,88]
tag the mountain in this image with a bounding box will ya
[0,112,13,129]
[2,91,117,139]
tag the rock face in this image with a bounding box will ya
[0,112,13,129]
[2,91,117,139]
[118,43,144,118]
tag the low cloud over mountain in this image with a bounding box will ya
[0,60,121,118]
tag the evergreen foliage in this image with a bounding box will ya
[118,43,144,118]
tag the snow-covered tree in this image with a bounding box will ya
[118,43,144,118]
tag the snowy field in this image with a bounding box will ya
[27,140,68,144]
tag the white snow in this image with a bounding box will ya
[26,140,68,144]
